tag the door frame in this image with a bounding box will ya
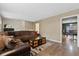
[60,14,79,47]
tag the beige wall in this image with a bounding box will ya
[2,17,34,31]
[25,21,35,31]
[37,9,79,42]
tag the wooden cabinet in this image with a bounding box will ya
[30,37,46,48]
[30,40,38,48]
[42,37,46,44]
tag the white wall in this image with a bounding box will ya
[25,21,35,31]
[2,17,34,31]
[3,18,25,31]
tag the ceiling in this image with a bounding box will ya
[0,3,79,22]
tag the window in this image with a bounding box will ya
[35,23,39,33]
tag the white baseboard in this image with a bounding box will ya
[47,39,62,43]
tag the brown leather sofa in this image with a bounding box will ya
[0,31,38,56]
[7,31,38,42]
[0,31,46,56]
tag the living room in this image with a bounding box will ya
[0,1,79,57]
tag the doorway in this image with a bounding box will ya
[62,16,77,49]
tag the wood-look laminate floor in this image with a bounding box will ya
[38,35,79,56]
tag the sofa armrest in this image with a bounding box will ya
[0,45,30,56]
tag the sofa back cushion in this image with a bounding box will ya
[15,31,34,36]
